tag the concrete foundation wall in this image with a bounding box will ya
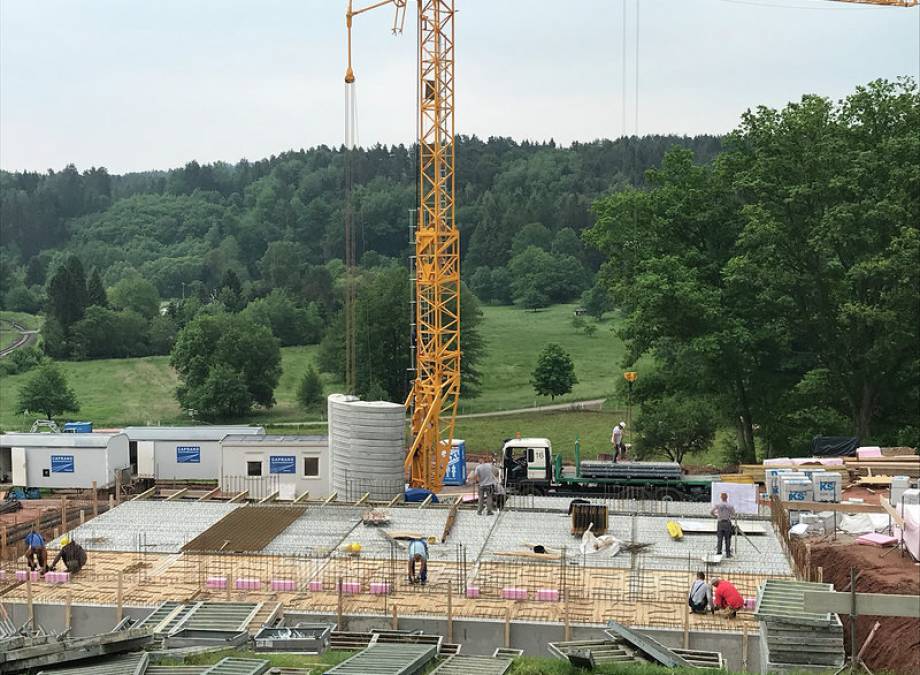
[3,602,762,673]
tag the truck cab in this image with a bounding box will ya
[500,437,552,493]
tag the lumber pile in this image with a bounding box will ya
[844,454,919,479]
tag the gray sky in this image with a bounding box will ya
[1,0,917,173]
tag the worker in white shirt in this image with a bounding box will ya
[472,455,497,516]
[611,421,626,462]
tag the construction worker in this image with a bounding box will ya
[688,571,713,614]
[711,578,744,618]
[611,422,626,462]
[24,527,48,572]
[50,535,87,575]
[472,454,497,516]
[407,538,428,585]
[710,492,736,558]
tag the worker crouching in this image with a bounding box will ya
[711,578,744,618]
[50,536,87,576]
[25,528,48,573]
[407,538,428,585]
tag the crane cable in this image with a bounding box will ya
[344,82,359,394]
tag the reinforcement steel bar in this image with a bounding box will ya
[182,506,306,552]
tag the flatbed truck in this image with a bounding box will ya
[500,437,717,501]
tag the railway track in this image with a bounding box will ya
[0,320,37,358]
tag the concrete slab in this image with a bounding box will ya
[262,506,364,556]
[54,501,241,554]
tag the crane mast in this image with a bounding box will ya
[345,0,459,492]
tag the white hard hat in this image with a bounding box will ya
[619,421,626,427]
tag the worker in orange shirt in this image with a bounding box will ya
[711,578,744,618]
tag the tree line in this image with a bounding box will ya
[588,78,919,460]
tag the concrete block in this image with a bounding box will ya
[235,577,261,590]
[502,587,527,600]
[271,579,296,591]
[206,576,227,589]
[370,582,391,594]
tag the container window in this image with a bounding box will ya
[303,457,319,477]
[247,461,262,477]
[527,448,534,463]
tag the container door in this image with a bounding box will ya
[137,441,155,477]
[11,446,27,485]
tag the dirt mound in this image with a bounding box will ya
[808,538,920,675]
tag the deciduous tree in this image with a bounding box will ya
[531,343,577,401]
[16,363,80,421]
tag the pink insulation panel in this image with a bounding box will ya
[308,580,324,592]
[370,582,391,594]
[536,589,559,602]
[465,586,480,599]
[271,579,297,592]
[502,587,527,600]
[235,578,262,590]
[206,576,227,589]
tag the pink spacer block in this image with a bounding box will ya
[206,576,227,589]
[308,580,324,592]
[235,577,261,590]
[370,582,391,594]
[743,597,756,610]
[337,580,360,594]
[501,587,527,600]
[536,589,559,602]
[15,570,28,581]
[271,579,296,592]
[465,586,480,599]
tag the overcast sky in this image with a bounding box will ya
[1,0,917,173]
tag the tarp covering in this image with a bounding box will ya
[811,436,859,457]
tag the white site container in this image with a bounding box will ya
[219,434,330,500]
[0,432,129,489]
[812,472,842,503]
[125,425,264,480]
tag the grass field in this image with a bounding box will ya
[461,304,629,414]
[0,304,644,430]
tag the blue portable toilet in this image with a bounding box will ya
[63,421,93,433]
[443,439,467,486]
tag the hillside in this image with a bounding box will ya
[0,303,629,430]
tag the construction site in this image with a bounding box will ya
[1,0,919,673]
[1,465,919,674]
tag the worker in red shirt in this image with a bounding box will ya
[711,578,744,618]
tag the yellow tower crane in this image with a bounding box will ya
[345,0,458,492]
[343,0,916,492]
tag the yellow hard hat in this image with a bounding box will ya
[349,542,362,553]
[60,536,71,547]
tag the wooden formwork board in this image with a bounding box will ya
[0,550,786,631]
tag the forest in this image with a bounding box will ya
[1,78,916,459]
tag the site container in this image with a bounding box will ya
[125,426,263,480]
[219,434,330,500]
[0,432,129,489]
